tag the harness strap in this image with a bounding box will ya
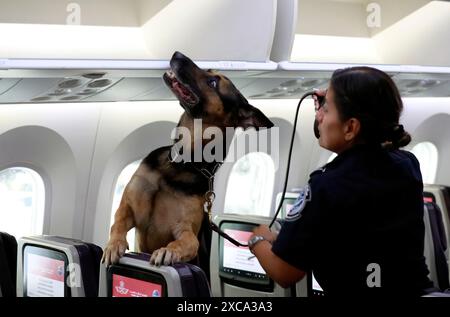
[169,146,248,247]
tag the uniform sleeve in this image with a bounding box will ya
[404,151,423,184]
[271,181,325,271]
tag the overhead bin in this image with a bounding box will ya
[373,1,450,67]
[1,0,450,103]
[272,0,449,66]
[141,0,277,62]
[266,0,450,99]
[0,0,280,104]
[0,0,149,60]
[0,0,277,64]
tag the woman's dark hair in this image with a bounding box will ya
[330,66,411,148]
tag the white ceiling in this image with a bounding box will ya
[330,0,370,3]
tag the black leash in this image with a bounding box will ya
[170,91,319,247]
[198,91,317,246]
[268,92,317,228]
[197,165,248,247]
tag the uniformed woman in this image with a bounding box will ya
[248,66,433,296]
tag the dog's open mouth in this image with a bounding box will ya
[164,70,199,107]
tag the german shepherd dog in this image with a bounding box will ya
[102,51,274,267]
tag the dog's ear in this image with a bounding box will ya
[237,104,274,130]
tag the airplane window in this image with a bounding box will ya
[0,167,45,239]
[224,152,275,216]
[410,142,438,184]
[111,160,142,252]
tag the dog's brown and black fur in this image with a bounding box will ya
[102,52,273,267]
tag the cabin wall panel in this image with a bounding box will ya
[0,103,101,238]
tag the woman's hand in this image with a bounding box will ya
[313,89,327,134]
[248,225,306,288]
[313,88,327,112]
[251,224,278,243]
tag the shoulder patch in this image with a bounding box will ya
[285,185,312,222]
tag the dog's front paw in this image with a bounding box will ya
[150,247,182,266]
[102,239,129,266]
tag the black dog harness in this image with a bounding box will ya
[195,164,248,247]
[168,147,247,247]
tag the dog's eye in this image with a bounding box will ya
[207,78,218,89]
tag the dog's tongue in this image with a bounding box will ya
[173,81,196,103]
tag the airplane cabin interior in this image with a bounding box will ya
[1,0,450,299]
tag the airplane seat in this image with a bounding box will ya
[210,214,293,297]
[99,252,211,297]
[441,186,450,212]
[16,236,103,297]
[0,232,17,297]
[423,202,450,292]
[424,186,450,240]
[172,262,212,297]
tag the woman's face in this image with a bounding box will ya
[315,87,353,154]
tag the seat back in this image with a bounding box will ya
[424,186,450,255]
[0,232,17,297]
[423,202,450,291]
[17,236,102,297]
[99,253,211,297]
[210,214,292,297]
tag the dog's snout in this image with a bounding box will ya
[171,51,193,66]
[170,51,199,71]
[172,51,186,60]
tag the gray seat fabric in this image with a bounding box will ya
[40,236,103,297]
[423,202,450,291]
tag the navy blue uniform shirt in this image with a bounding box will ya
[272,144,432,296]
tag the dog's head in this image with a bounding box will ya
[163,51,274,130]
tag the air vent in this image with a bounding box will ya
[404,79,441,88]
[58,79,82,89]
[60,96,81,101]
[77,89,98,95]
[280,79,301,87]
[82,73,106,79]
[249,77,329,99]
[31,96,52,102]
[267,87,286,93]
[88,79,112,88]
[28,77,120,102]
[394,78,447,97]
[287,87,307,94]
[279,79,326,88]
[408,89,426,94]
[248,93,266,98]
[48,88,70,96]
[422,80,441,88]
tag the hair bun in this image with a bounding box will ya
[392,124,404,137]
[390,124,411,148]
